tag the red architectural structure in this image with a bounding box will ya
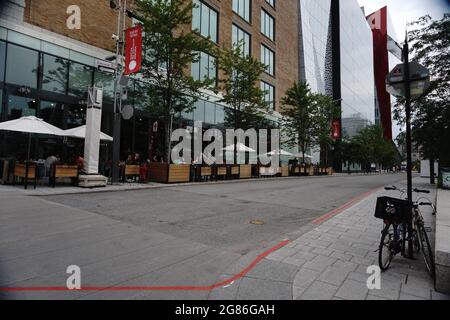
[367,6,393,141]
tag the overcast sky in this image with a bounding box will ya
[357,0,449,139]
[357,0,450,40]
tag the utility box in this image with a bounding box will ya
[420,160,438,178]
[442,168,450,190]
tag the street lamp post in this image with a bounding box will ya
[403,36,414,258]
[110,0,127,184]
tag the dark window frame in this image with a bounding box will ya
[261,9,275,42]
[192,0,220,44]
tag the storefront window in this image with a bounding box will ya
[7,95,37,120]
[0,41,5,82]
[94,71,115,104]
[193,99,205,122]
[205,100,215,124]
[68,62,93,98]
[65,104,86,129]
[5,44,39,88]
[133,80,151,111]
[0,91,3,121]
[42,54,69,94]
[215,104,225,126]
[39,101,64,128]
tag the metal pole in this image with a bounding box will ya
[111,0,123,184]
[403,37,414,258]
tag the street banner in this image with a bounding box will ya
[331,119,341,140]
[124,25,142,75]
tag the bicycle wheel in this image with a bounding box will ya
[379,223,394,271]
[417,221,435,277]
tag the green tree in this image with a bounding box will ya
[215,43,269,131]
[349,124,400,172]
[393,14,450,170]
[136,0,215,162]
[280,82,339,165]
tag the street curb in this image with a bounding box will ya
[311,186,383,225]
[26,172,400,197]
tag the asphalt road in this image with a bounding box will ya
[46,173,407,254]
[0,173,407,299]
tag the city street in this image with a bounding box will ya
[0,173,415,300]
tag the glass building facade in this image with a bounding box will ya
[0,26,233,166]
[299,0,375,137]
[299,0,376,167]
[339,0,375,133]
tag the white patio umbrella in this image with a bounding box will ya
[223,142,257,153]
[292,152,312,159]
[0,116,65,180]
[265,149,294,156]
[63,125,113,142]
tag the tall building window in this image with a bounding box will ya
[5,44,39,88]
[192,0,218,43]
[265,0,275,7]
[233,0,251,22]
[261,10,275,41]
[232,24,251,56]
[261,81,275,110]
[42,54,69,94]
[191,51,216,84]
[261,44,274,76]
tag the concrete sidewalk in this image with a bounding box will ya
[211,178,450,300]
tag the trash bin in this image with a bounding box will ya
[441,168,450,189]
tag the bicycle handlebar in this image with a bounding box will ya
[384,186,430,194]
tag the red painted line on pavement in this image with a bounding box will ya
[311,187,382,225]
[0,240,290,292]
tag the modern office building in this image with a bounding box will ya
[0,0,299,164]
[298,0,376,167]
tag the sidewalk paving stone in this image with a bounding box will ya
[302,255,337,273]
[293,268,321,288]
[268,182,450,300]
[299,281,338,300]
[334,279,369,300]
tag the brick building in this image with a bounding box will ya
[0,0,299,164]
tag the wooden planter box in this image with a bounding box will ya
[327,167,334,175]
[216,166,227,177]
[239,165,252,179]
[14,163,36,179]
[281,166,289,177]
[230,165,240,178]
[50,165,78,187]
[149,163,190,183]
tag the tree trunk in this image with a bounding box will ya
[165,118,171,164]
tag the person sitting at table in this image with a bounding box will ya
[44,154,57,176]
[139,159,149,182]
[76,155,84,172]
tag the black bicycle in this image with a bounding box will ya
[375,186,435,277]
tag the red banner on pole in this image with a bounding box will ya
[124,25,142,75]
[331,119,341,140]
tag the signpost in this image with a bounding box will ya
[95,59,117,74]
[386,38,430,258]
